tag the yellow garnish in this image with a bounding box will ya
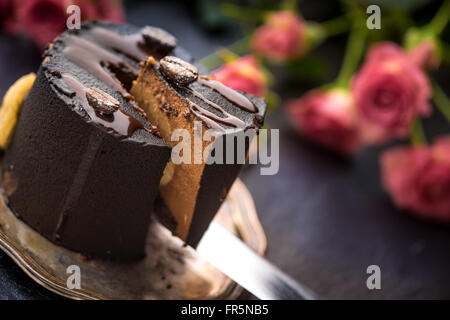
[0,73,36,150]
[160,161,175,186]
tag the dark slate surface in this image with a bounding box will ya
[0,0,449,300]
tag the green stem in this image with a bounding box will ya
[427,0,450,35]
[410,118,427,146]
[200,53,225,71]
[321,15,351,38]
[281,0,299,11]
[226,35,252,55]
[441,41,450,64]
[335,24,367,87]
[431,78,450,122]
[219,3,270,23]
[201,14,349,71]
[200,35,251,71]
[390,8,413,33]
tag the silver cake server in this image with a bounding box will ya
[197,221,317,300]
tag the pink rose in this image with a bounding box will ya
[352,42,432,144]
[251,10,306,62]
[287,88,361,155]
[212,55,267,97]
[381,137,450,222]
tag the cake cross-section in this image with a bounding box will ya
[131,56,267,247]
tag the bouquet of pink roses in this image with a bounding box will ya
[206,0,450,223]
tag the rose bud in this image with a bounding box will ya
[251,10,307,62]
[286,88,361,155]
[404,28,441,70]
[381,137,450,222]
[212,55,267,97]
[352,42,432,144]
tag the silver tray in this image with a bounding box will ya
[0,178,266,300]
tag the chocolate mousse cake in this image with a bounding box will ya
[131,56,267,246]
[0,21,267,259]
[0,22,178,259]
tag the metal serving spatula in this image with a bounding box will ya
[197,221,317,300]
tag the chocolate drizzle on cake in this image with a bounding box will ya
[61,74,144,136]
[65,26,258,133]
[90,27,149,62]
[184,86,246,130]
[63,35,138,99]
[197,78,257,113]
[60,27,168,137]
[60,24,262,136]
[186,99,226,131]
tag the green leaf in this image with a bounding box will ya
[432,78,450,123]
[410,117,427,146]
[265,91,280,114]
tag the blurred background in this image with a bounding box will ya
[0,0,449,299]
